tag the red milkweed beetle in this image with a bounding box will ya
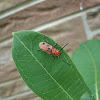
[38,35,70,65]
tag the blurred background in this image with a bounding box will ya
[0,0,100,100]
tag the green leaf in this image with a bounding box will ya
[12,30,95,100]
[72,40,100,100]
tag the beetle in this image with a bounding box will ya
[39,42,68,56]
[38,35,70,65]
[39,42,61,56]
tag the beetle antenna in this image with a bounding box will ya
[60,43,69,51]
[58,56,70,65]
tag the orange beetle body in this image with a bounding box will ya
[39,42,61,56]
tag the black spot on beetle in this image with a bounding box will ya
[48,48,50,49]
[46,45,50,47]
[43,43,45,45]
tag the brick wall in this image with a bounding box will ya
[0,0,100,100]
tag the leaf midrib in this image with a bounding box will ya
[14,33,73,100]
[82,44,99,100]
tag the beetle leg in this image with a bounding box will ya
[51,53,55,59]
[53,42,58,47]
[58,56,70,65]
[44,35,50,44]
[53,42,61,48]
[37,49,43,51]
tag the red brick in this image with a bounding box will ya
[0,39,20,83]
[0,0,30,12]
[87,7,100,31]
[0,0,99,41]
